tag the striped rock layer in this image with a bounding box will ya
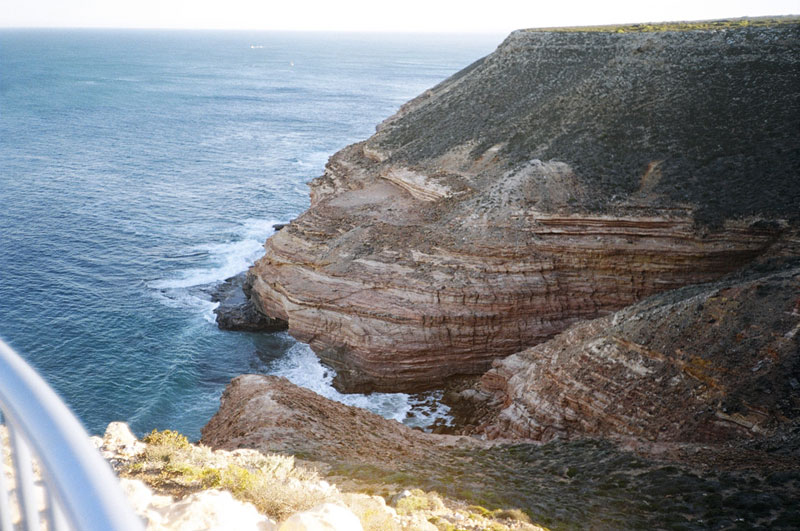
[248,22,800,392]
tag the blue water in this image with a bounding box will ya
[0,29,500,439]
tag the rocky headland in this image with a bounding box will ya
[245,19,799,393]
[6,17,800,531]
[201,18,800,529]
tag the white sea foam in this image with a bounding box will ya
[151,288,220,324]
[291,150,330,171]
[150,218,282,320]
[151,217,453,428]
[271,342,452,429]
[152,218,279,290]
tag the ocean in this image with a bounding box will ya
[0,29,501,439]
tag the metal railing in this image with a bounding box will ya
[0,338,143,531]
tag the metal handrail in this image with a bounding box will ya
[0,338,143,531]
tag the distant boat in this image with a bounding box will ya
[250,45,264,49]
[290,61,294,67]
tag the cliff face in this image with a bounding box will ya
[480,263,800,443]
[248,22,800,392]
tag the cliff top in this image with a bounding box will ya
[522,15,800,33]
[366,19,800,226]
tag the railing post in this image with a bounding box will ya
[47,491,70,531]
[0,427,14,531]
[9,426,42,530]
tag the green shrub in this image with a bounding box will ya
[143,429,190,449]
[467,505,492,517]
[128,430,331,521]
[396,489,446,515]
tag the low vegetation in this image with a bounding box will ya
[128,429,331,521]
[124,430,544,530]
[395,489,447,515]
[326,440,800,529]
[526,16,799,33]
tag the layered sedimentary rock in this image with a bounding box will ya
[479,263,800,443]
[248,21,800,392]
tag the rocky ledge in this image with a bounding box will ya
[201,374,472,466]
[247,21,800,392]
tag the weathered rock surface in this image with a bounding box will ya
[248,21,800,392]
[121,478,277,531]
[479,263,800,443]
[277,503,362,531]
[201,374,471,466]
[101,421,146,458]
[198,375,800,528]
[212,273,288,332]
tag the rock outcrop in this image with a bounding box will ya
[201,375,469,466]
[479,263,800,443]
[212,273,288,332]
[247,20,800,392]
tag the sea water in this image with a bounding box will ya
[0,29,500,439]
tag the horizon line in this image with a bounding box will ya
[2,14,797,35]
[0,25,510,35]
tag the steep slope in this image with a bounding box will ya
[248,20,800,392]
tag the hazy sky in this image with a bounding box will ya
[3,0,798,32]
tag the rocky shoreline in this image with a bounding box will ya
[211,272,288,333]
[244,20,799,394]
[199,18,799,529]
[226,18,799,436]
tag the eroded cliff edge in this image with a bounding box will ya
[247,21,800,392]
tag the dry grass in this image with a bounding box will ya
[126,430,332,521]
[124,430,547,530]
